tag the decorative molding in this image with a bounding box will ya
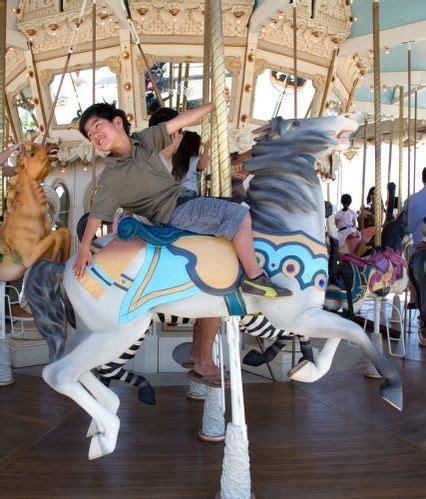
[136,54,156,73]
[253,58,267,78]
[224,56,242,76]
[40,68,55,87]
[106,56,121,75]
[313,74,325,91]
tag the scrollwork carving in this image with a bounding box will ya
[224,56,242,76]
[106,56,121,75]
[40,69,55,88]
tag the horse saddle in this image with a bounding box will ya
[118,216,199,246]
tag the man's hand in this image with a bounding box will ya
[73,245,92,279]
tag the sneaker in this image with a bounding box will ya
[240,273,293,298]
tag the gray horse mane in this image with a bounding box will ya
[245,122,335,234]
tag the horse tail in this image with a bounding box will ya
[25,261,67,362]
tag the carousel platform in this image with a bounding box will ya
[0,331,426,498]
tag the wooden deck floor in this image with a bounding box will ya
[1,337,426,498]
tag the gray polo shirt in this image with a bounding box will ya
[90,123,187,224]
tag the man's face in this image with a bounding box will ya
[84,116,124,152]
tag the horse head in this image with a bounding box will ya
[253,115,358,152]
[19,143,58,182]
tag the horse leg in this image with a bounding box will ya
[289,309,402,410]
[288,337,340,383]
[23,233,61,267]
[42,318,152,459]
[56,228,71,262]
[78,371,121,438]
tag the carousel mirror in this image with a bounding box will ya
[327,91,343,116]
[252,68,315,121]
[14,85,38,134]
[49,66,119,126]
[143,61,233,115]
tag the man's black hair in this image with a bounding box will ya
[148,107,179,127]
[422,167,426,184]
[79,102,131,139]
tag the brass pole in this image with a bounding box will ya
[176,63,182,112]
[91,0,97,209]
[319,48,339,117]
[209,0,231,197]
[372,0,382,248]
[182,62,190,112]
[0,1,5,219]
[406,43,411,226]
[360,115,368,232]
[4,95,18,143]
[29,43,47,138]
[398,85,403,213]
[42,0,88,144]
[200,0,211,197]
[387,119,393,184]
[344,78,359,113]
[413,89,418,193]
[292,4,298,120]
[169,62,174,106]
[121,2,164,108]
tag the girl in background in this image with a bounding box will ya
[171,131,209,195]
[335,193,360,249]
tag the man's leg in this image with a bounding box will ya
[189,317,221,377]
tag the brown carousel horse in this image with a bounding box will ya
[0,143,71,282]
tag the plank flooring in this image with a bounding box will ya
[1,336,426,498]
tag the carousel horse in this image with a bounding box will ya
[0,143,71,282]
[408,219,426,346]
[25,115,403,461]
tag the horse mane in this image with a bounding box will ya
[245,130,333,234]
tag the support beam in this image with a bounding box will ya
[319,48,338,117]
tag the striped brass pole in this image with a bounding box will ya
[4,96,18,143]
[413,89,418,193]
[0,0,5,219]
[182,62,190,112]
[91,0,97,209]
[200,0,211,197]
[176,63,182,112]
[360,115,368,232]
[292,4,298,120]
[209,0,231,197]
[406,43,411,225]
[344,78,359,113]
[372,0,382,248]
[319,48,339,117]
[398,85,403,213]
[387,119,393,184]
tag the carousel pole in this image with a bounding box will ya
[413,89,418,193]
[398,85,403,213]
[387,119,393,185]
[200,0,211,197]
[406,43,412,225]
[365,0,384,378]
[292,3,298,120]
[209,0,231,197]
[0,0,13,387]
[176,63,182,112]
[360,115,368,232]
[90,0,97,208]
[182,62,190,112]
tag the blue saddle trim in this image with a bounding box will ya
[224,291,247,316]
[118,217,195,247]
[119,244,200,324]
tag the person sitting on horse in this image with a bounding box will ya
[74,101,292,298]
[335,193,361,249]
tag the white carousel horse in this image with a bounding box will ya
[25,115,403,461]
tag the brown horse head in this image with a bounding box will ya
[20,143,57,181]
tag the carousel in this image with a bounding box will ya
[0,0,425,497]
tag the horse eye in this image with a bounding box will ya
[30,152,35,157]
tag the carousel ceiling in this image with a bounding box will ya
[341,0,426,120]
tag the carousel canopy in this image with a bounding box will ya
[341,0,426,120]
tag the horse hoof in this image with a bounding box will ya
[243,349,266,367]
[88,415,120,460]
[363,365,383,379]
[380,382,403,411]
[418,331,426,347]
[288,359,316,382]
[87,419,97,438]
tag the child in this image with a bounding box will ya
[171,131,208,195]
[335,193,360,249]
[74,102,291,298]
